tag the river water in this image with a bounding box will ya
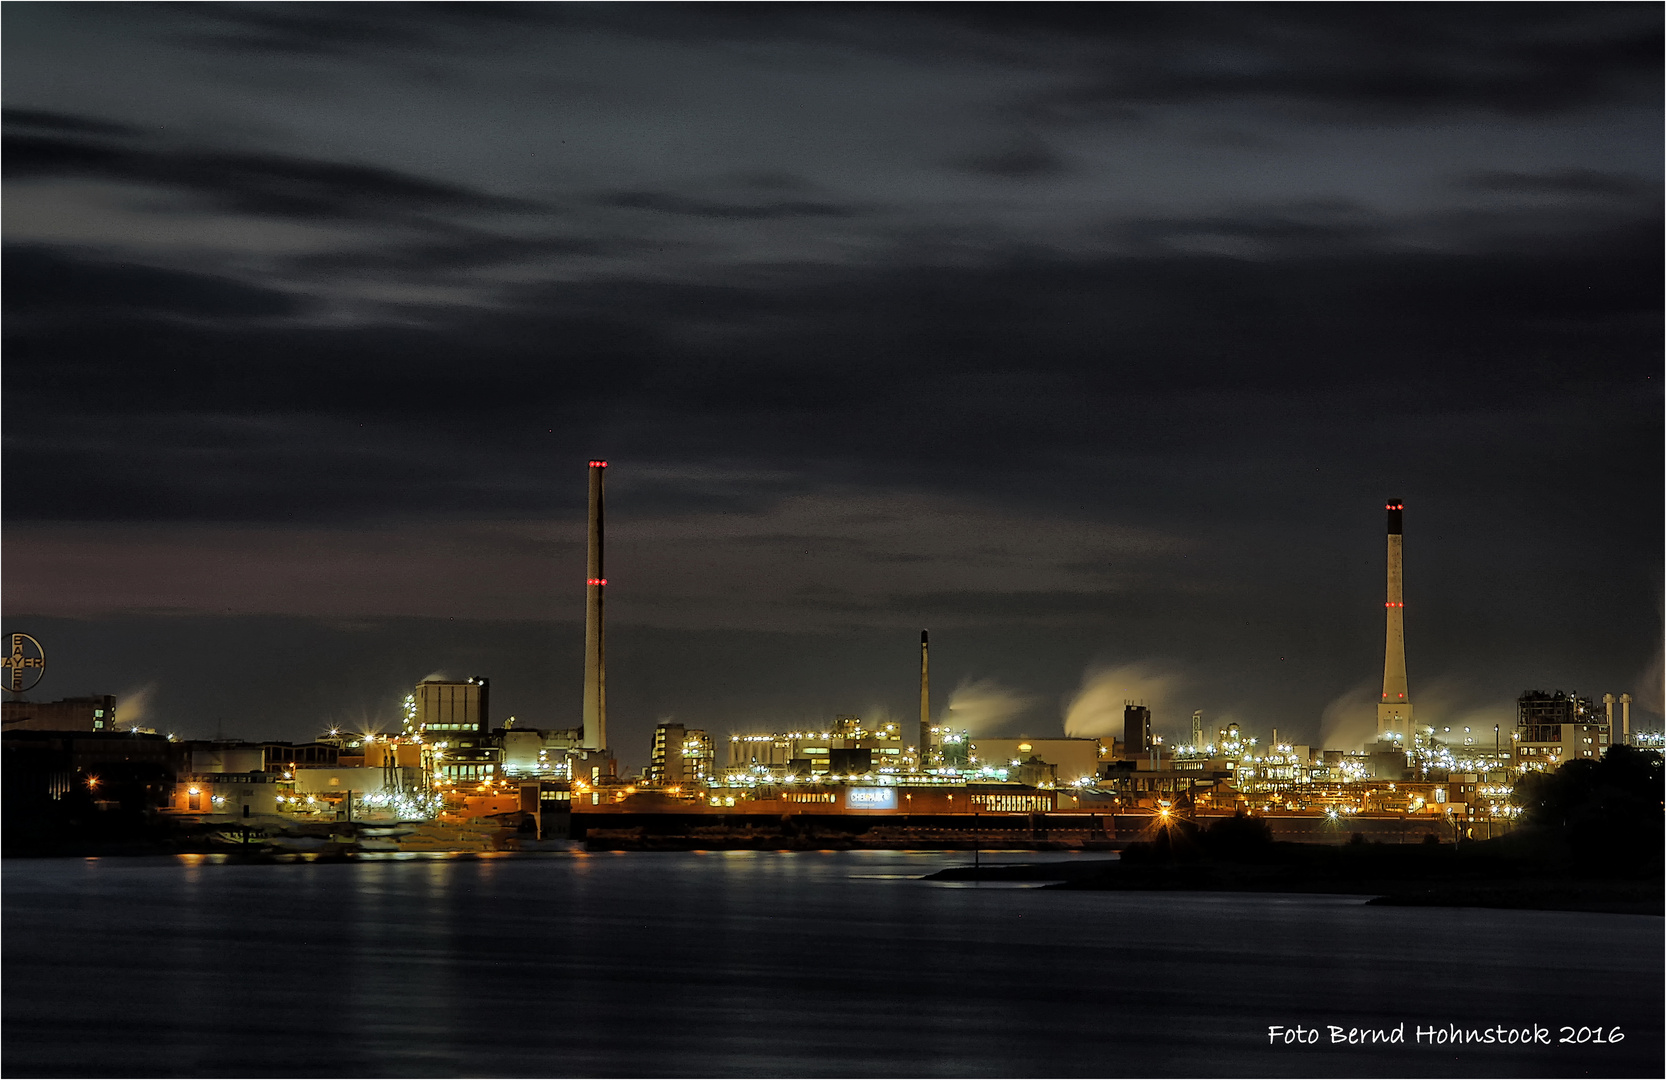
[4,850,1660,1077]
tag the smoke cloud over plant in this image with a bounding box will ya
[1062,662,1183,739]
[113,682,158,732]
[1321,676,1535,752]
[940,678,1040,736]
[1318,679,1380,751]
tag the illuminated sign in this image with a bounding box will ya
[846,787,897,810]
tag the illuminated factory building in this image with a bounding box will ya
[651,723,714,788]
[2,694,119,733]
[1512,690,1612,770]
[410,676,501,784]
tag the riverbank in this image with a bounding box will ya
[922,834,1664,915]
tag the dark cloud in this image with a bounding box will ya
[170,3,496,57]
[1460,168,1657,197]
[597,190,857,221]
[1116,203,1387,254]
[4,246,302,320]
[156,4,1662,119]
[0,414,547,525]
[4,225,1657,527]
[848,590,1134,622]
[953,137,1069,178]
[291,233,636,275]
[996,5,1663,119]
[1,107,137,137]
[3,129,532,223]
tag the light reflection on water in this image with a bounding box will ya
[3,850,1660,1078]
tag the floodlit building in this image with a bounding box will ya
[499,726,585,778]
[649,722,714,788]
[186,741,340,776]
[1514,690,1610,770]
[409,677,500,784]
[291,765,411,797]
[415,677,489,737]
[971,737,1103,785]
[726,717,906,780]
[1,694,118,733]
[171,771,284,817]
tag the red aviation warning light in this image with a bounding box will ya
[587,578,607,586]
[589,460,608,468]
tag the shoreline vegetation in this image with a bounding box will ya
[918,772,1665,916]
[929,746,1664,915]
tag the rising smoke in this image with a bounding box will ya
[1318,678,1379,750]
[113,682,158,732]
[1321,676,1523,751]
[1637,642,1664,720]
[1062,661,1181,739]
[941,678,1040,735]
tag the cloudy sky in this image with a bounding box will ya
[4,3,1660,766]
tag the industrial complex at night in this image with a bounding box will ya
[3,466,1654,855]
[5,9,1659,1077]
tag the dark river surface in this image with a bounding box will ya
[4,850,1661,1078]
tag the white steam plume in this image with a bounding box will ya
[113,683,158,732]
[1322,676,1526,752]
[861,704,896,729]
[1063,662,1180,739]
[1319,679,1380,751]
[942,678,1041,735]
[1636,641,1664,722]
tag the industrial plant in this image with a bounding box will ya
[3,475,1656,854]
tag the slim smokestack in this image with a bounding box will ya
[1620,693,1632,743]
[1377,499,1413,743]
[583,460,608,751]
[919,630,931,770]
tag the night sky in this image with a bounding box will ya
[4,3,1660,769]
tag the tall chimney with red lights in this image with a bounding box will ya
[919,630,931,769]
[1377,499,1412,743]
[582,460,607,751]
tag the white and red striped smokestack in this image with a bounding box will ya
[1377,499,1412,743]
[919,630,931,768]
[582,460,607,751]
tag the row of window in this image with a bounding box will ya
[971,795,1054,812]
